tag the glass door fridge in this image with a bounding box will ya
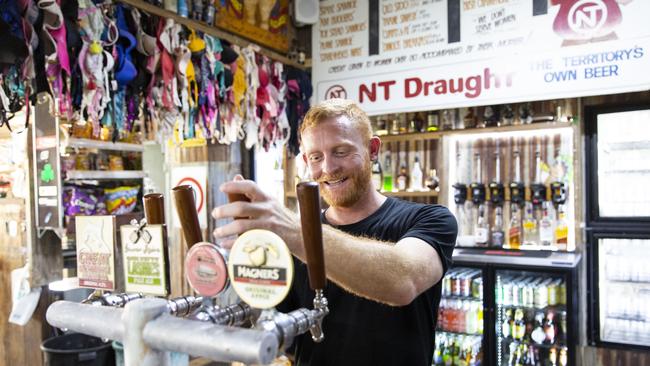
[585,103,650,350]
[453,249,580,366]
[434,265,487,366]
[495,269,570,366]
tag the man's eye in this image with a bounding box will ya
[334,150,348,157]
[309,155,322,162]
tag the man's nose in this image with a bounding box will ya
[321,154,341,177]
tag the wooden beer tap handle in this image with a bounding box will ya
[172,185,203,248]
[144,193,165,225]
[296,182,327,290]
[227,193,251,220]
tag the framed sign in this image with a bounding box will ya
[215,0,291,52]
[76,216,116,290]
[120,224,168,296]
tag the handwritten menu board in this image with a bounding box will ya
[313,0,650,114]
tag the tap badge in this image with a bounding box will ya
[228,229,294,309]
[185,242,229,297]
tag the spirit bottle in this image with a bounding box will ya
[474,203,489,247]
[409,155,423,191]
[382,153,393,192]
[396,152,409,191]
[508,203,522,249]
[425,169,440,192]
[522,202,539,246]
[491,206,505,247]
[426,111,439,132]
[371,158,382,191]
[539,202,554,246]
[555,204,568,250]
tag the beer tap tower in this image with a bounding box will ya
[46,182,330,365]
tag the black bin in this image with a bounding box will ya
[41,333,115,366]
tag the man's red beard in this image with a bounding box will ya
[317,156,372,208]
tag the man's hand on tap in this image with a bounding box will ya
[211,175,305,258]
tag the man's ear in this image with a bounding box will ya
[369,136,382,161]
[302,152,308,164]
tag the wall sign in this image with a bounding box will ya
[32,93,63,230]
[120,224,168,296]
[171,165,208,228]
[76,216,116,290]
[313,0,650,115]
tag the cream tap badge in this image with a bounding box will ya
[228,229,294,309]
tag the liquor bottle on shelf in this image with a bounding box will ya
[390,116,399,135]
[409,155,423,191]
[382,153,394,192]
[411,112,425,133]
[371,158,382,191]
[475,203,489,247]
[441,109,454,130]
[470,152,486,246]
[522,202,539,246]
[396,152,409,191]
[483,105,500,127]
[554,204,568,250]
[399,114,408,134]
[531,150,547,207]
[502,104,515,126]
[425,168,440,192]
[491,206,506,247]
[508,203,522,249]
[539,201,554,247]
[463,107,476,129]
[375,117,388,136]
[426,111,439,132]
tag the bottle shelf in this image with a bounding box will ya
[497,303,566,311]
[65,170,146,180]
[382,190,439,197]
[67,138,145,152]
[376,121,573,143]
[499,337,567,349]
[284,190,438,199]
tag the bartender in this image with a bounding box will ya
[212,99,457,366]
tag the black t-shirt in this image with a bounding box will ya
[277,197,457,366]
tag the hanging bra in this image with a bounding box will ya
[114,4,137,86]
[130,8,157,57]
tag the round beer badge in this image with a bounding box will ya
[185,242,229,297]
[227,230,294,309]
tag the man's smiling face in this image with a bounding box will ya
[302,115,372,208]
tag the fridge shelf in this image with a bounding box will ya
[441,294,483,302]
[499,337,567,349]
[604,278,650,285]
[604,315,650,322]
[497,303,566,311]
[437,329,484,337]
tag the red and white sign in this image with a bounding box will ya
[171,166,208,229]
[313,0,650,115]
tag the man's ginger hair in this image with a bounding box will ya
[299,99,372,140]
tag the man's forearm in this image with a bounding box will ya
[293,225,427,306]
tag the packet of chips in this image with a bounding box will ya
[104,185,140,214]
[63,185,101,216]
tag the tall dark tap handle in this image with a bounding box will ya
[227,193,251,220]
[144,193,165,225]
[296,182,326,290]
[172,185,203,248]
